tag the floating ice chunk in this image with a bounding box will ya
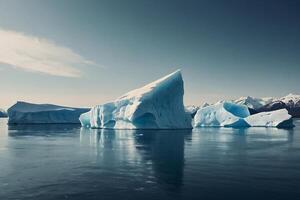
[193,102,250,127]
[245,109,293,128]
[80,70,192,129]
[8,101,89,124]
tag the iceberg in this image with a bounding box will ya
[8,101,90,124]
[245,109,293,128]
[80,70,192,129]
[193,102,294,128]
[193,102,251,127]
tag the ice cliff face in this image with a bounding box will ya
[280,93,300,105]
[8,102,90,124]
[193,102,293,128]
[80,70,192,129]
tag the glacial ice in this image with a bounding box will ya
[245,109,293,128]
[80,70,192,129]
[193,102,293,128]
[8,101,90,124]
[193,102,251,127]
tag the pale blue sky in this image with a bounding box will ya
[0,0,299,109]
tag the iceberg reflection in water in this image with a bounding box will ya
[1,119,300,200]
[79,128,191,191]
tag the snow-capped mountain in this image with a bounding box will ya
[200,102,210,108]
[279,93,300,106]
[257,94,300,118]
[185,105,199,118]
[234,96,273,110]
[0,108,7,118]
[185,103,210,118]
[232,94,299,118]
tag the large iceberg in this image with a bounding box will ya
[8,101,90,124]
[80,70,192,129]
[194,102,293,128]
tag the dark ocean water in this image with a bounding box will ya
[1,118,300,200]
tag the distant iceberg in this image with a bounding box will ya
[80,70,192,129]
[8,102,90,124]
[194,102,293,128]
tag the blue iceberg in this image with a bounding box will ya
[8,101,90,124]
[193,102,251,127]
[80,70,192,129]
[193,102,293,128]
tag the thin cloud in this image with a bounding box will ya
[0,28,95,77]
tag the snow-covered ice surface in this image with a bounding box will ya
[193,102,251,127]
[8,101,90,124]
[194,102,294,128]
[245,109,293,127]
[80,70,192,129]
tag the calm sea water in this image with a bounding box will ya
[1,118,300,200]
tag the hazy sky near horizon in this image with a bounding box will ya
[0,0,299,109]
